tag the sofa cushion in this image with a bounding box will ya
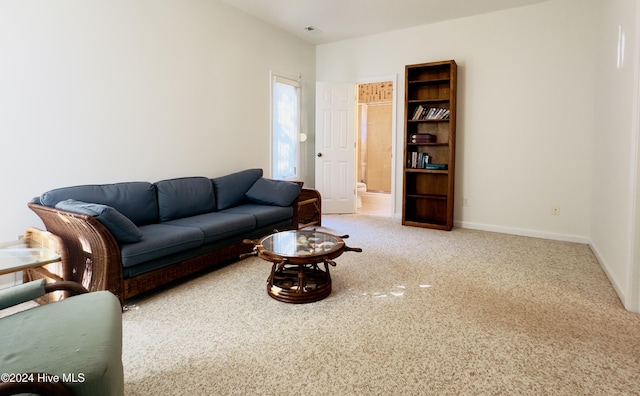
[119,224,204,268]
[155,177,216,222]
[0,290,124,396]
[40,182,158,225]
[162,212,256,244]
[211,168,263,210]
[55,199,143,244]
[246,178,301,207]
[221,204,293,228]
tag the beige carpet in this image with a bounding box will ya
[122,214,640,395]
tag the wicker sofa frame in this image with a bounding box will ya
[27,200,303,306]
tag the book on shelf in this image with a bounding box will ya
[407,151,430,169]
[411,105,450,120]
[407,152,448,170]
[410,133,436,143]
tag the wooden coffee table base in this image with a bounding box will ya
[243,230,361,304]
[267,262,332,303]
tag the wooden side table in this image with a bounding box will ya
[1,227,67,303]
[298,188,322,229]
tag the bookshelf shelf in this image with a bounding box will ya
[408,78,451,85]
[402,60,457,230]
[409,98,450,102]
[407,143,449,148]
[405,168,449,174]
[406,193,448,200]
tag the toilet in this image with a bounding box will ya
[356,182,367,209]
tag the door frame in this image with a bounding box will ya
[357,74,398,218]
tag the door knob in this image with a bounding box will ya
[317,153,323,157]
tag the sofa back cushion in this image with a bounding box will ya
[39,182,158,225]
[155,177,216,222]
[245,178,301,207]
[211,169,263,210]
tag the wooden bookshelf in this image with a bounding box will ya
[402,60,457,230]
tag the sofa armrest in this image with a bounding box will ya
[27,203,125,305]
[0,279,46,310]
[44,280,89,295]
[0,279,89,311]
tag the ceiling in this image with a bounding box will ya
[219,0,552,45]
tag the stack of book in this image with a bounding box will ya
[408,152,430,169]
[410,133,436,144]
[411,105,450,120]
[407,152,448,170]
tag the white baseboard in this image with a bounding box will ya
[454,220,590,244]
[587,241,637,312]
[454,220,638,312]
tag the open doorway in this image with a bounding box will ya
[357,81,393,217]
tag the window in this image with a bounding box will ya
[271,73,301,180]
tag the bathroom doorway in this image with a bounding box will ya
[357,81,393,217]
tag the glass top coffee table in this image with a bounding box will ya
[245,230,361,303]
[0,239,61,276]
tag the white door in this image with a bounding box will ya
[315,82,356,214]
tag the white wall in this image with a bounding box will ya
[317,0,640,313]
[317,0,598,243]
[0,0,315,241]
[591,0,640,312]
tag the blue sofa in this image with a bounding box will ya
[27,168,302,305]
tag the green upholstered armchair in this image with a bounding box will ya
[0,279,123,396]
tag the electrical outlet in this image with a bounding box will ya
[552,205,560,215]
[463,197,469,206]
